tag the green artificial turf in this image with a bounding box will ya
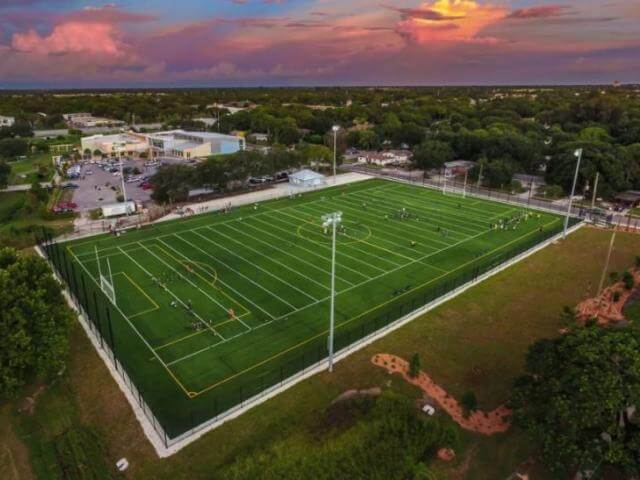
[48,178,574,440]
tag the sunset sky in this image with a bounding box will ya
[0,0,638,88]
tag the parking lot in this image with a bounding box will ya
[65,158,161,211]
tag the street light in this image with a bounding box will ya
[332,125,340,184]
[563,148,583,238]
[322,211,342,372]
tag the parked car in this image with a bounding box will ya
[275,171,289,182]
[85,170,93,175]
[61,183,79,189]
[140,182,154,190]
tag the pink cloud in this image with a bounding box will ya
[12,22,124,56]
[506,6,569,20]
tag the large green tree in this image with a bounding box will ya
[511,325,640,476]
[0,248,74,396]
[412,140,454,170]
[0,160,10,189]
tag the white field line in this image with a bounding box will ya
[276,208,405,268]
[299,199,450,254]
[222,221,355,287]
[67,247,178,374]
[333,192,473,242]
[71,181,402,259]
[138,242,239,322]
[194,229,321,303]
[157,238,276,320]
[239,216,370,282]
[207,225,332,293]
[179,231,298,311]
[382,182,512,219]
[297,202,439,262]
[168,221,494,366]
[347,189,482,237]
[250,214,385,276]
[328,194,457,248]
[119,246,226,342]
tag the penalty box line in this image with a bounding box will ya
[65,246,194,399]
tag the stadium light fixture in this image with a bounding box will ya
[332,125,340,184]
[321,211,342,372]
[563,148,582,238]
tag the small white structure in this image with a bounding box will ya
[102,201,136,218]
[289,169,326,188]
[0,115,15,127]
[251,133,269,143]
[357,150,411,166]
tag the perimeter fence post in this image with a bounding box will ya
[106,308,116,364]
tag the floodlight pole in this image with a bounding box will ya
[119,152,130,216]
[563,148,582,239]
[322,211,342,372]
[332,126,340,184]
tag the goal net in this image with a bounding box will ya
[100,274,116,304]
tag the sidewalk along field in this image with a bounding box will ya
[45,178,575,441]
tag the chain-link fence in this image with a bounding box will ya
[36,197,582,453]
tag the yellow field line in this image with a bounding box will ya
[154,329,209,351]
[117,271,160,311]
[64,245,193,398]
[190,217,562,397]
[152,242,251,316]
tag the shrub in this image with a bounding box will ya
[408,353,420,378]
[613,291,621,303]
[623,271,635,290]
[461,391,478,418]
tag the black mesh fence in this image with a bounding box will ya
[35,211,582,448]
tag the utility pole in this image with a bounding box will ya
[597,228,617,297]
[462,170,468,198]
[591,171,600,211]
[563,148,582,238]
[322,211,342,372]
[476,162,484,188]
[332,126,340,184]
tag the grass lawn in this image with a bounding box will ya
[50,178,570,441]
[3,226,638,479]
[0,191,74,250]
[7,153,54,186]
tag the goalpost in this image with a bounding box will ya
[96,245,117,304]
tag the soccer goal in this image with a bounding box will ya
[95,245,117,304]
[100,273,116,304]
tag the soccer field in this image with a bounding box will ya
[46,178,574,442]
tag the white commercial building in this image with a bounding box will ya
[146,130,245,159]
[289,169,326,188]
[0,115,15,127]
[81,133,149,157]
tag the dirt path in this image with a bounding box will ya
[576,268,639,326]
[372,354,511,435]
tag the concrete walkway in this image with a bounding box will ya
[156,172,371,223]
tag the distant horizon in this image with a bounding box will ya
[1,1,638,88]
[1,82,638,93]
